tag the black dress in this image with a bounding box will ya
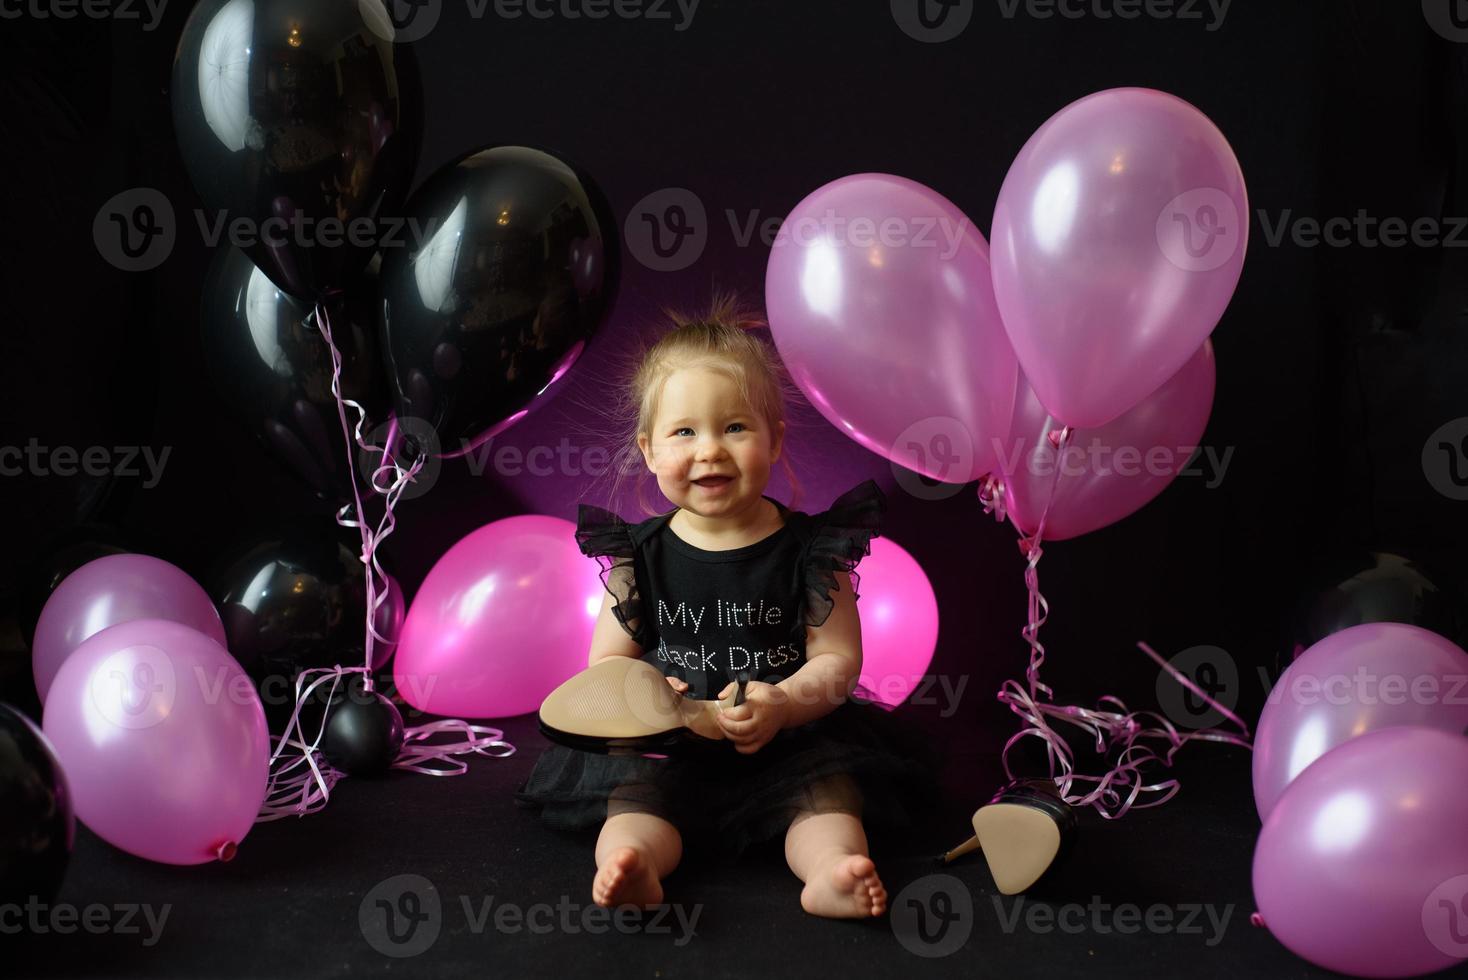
[513,479,943,862]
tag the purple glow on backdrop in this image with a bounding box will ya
[461,294,894,522]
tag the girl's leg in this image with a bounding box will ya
[783,775,887,918]
[593,793,682,909]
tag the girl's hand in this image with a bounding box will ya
[714,681,788,754]
[666,676,689,695]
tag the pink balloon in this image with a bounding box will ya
[42,619,269,865]
[853,537,939,706]
[765,173,1018,483]
[33,554,227,704]
[1253,727,1468,978]
[392,515,601,718]
[992,87,1247,428]
[998,340,1215,541]
[1252,622,1468,823]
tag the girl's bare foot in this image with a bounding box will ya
[592,846,663,909]
[800,853,887,918]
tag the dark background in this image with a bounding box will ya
[3,0,1468,976]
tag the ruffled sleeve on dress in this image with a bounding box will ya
[800,479,887,630]
[576,504,648,648]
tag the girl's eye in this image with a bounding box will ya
[727,423,746,433]
[674,427,694,437]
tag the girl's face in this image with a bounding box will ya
[638,366,784,519]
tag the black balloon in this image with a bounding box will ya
[16,524,135,648]
[2,464,117,603]
[171,0,422,301]
[379,145,618,456]
[209,522,404,730]
[322,677,404,777]
[0,704,73,909]
[1295,551,1461,654]
[200,246,387,501]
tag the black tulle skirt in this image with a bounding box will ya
[513,696,944,862]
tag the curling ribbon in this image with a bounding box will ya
[255,299,516,822]
[983,425,1252,819]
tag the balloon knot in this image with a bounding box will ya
[216,840,238,863]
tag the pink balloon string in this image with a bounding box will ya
[255,301,516,823]
[257,667,514,822]
[312,300,422,684]
[983,426,1252,819]
[977,473,1007,525]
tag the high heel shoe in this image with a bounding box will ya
[939,780,1077,895]
[538,657,749,756]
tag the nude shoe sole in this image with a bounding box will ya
[538,656,748,755]
[940,782,1076,895]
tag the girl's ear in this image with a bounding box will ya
[770,420,786,463]
[637,432,656,473]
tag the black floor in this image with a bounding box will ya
[10,708,1441,980]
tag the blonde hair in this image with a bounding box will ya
[597,291,805,516]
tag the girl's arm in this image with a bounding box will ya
[586,589,645,666]
[776,570,863,728]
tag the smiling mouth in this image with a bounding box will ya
[693,476,733,487]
